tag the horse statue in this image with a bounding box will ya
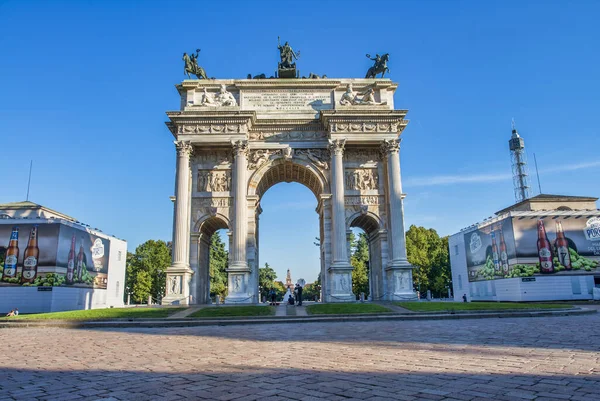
[183,49,208,79]
[365,53,390,79]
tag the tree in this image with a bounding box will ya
[272,280,286,300]
[258,262,277,299]
[209,233,228,299]
[125,240,171,303]
[350,232,370,299]
[405,225,451,298]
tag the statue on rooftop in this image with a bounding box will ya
[183,49,208,79]
[365,53,390,78]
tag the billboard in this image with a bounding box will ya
[0,223,110,289]
[465,216,600,282]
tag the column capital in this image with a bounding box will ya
[174,140,193,157]
[380,138,401,156]
[328,139,346,157]
[231,140,249,157]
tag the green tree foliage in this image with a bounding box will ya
[125,240,171,303]
[350,231,370,298]
[258,262,278,299]
[272,280,286,300]
[405,225,451,298]
[209,233,228,299]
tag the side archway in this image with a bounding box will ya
[192,214,230,304]
[347,211,386,301]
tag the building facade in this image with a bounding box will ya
[162,78,415,304]
[450,195,600,302]
[0,201,127,313]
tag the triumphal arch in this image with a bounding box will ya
[163,46,415,304]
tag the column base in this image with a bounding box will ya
[225,270,254,304]
[327,265,355,302]
[385,265,418,301]
[162,266,194,305]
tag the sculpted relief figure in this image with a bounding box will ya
[340,83,387,106]
[170,276,181,295]
[199,87,217,106]
[197,85,237,107]
[216,84,237,106]
[295,149,329,169]
[198,170,230,192]
[248,149,273,170]
[339,84,358,105]
[345,169,379,190]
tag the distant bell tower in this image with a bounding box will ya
[509,119,531,202]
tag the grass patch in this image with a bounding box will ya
[2,307,185,320]
[306,303,392,315]
[189,306,275,318]
[395,302,572,312]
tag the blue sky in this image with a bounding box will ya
[1,0,599,283]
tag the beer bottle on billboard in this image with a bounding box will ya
[499,230,509,275]
[2,227,19,281]
[537,219,554,273]
[76,237,84,282]
[21,225,39,284]
[491,230,500,275]
[555,221,572,270]
[66,234,76,285]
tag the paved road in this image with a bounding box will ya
[0,313,599,401]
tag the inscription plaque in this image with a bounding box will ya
[242,89,333,111]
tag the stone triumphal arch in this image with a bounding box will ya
[162,78,415,304]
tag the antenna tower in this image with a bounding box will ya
[509,119,531,202]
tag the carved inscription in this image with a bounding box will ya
[344,196,380,206]
[193,198,232,208]
[243,90,332,111]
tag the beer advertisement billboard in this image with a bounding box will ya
[465,215,600,282]
[464,217,517,282]
[0,223,110,289]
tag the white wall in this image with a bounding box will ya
[449,233,469,302]
[104,237,127,308]
[468,276,595,302]
[0,287,111,313]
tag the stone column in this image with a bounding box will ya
[381,139,415,300]
[328,139,354,302]
[172,141,193,268]
[226,140,252,303]
[162,140,194,305]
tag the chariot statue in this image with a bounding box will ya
[183,49,208,79]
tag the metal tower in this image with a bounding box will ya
[509,119,531,202]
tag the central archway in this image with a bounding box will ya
[246,156,331,302]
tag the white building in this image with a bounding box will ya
[0,201,127,313]
[450,194,600,302]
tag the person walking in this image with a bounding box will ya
[462,294,467,303]
[269,288,276,305]
[297,284,303,306]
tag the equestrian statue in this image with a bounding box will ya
[183,49,208,79]
[365,53,390,79]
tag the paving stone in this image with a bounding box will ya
[0,314,598,400]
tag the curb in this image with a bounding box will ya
[0,308,595,329]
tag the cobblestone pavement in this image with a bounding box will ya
[0,313,599,401]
